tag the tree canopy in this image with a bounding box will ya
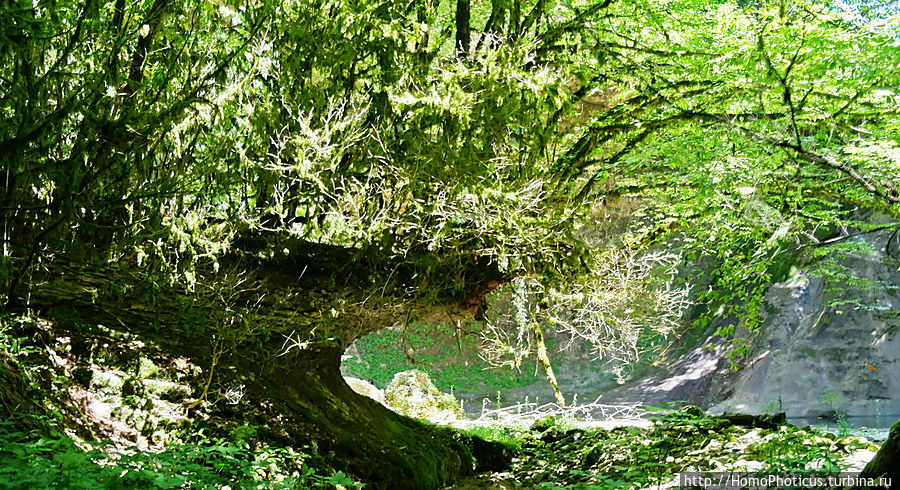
[2,0,899,486]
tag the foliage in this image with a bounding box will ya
[2,0,900,484]
[0,0,584,308]
[480,249,691,382]
[0,423,361,489]
[2,0,895,307]
[1,0,898,363]
[0,315,66,431]
[453,423,530,450]
[502,410,874,489]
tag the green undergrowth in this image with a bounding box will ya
[455,408,878,489]
[0,314,361,489]
[454,423,528,450]
[1,314,879,490]
[343,323,537,393]
[0,423,361,489]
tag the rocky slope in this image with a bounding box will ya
[599,226,900,421]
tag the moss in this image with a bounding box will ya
[797,347,816,358]
[345,323,536,394]
[500,412,870,488]
[860,418,900,483]
[142,379,191,402]
[264,346,474,489]
[136,356,160,378]
[384,370,463,420]
[452,432,516,472]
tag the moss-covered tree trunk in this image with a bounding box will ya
[263,345,471,488]
[532,321,565,407]
[859,419,899,489]
[23,256,474,489]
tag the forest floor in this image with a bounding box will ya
[0,316,884,489]
[447,411,879,489]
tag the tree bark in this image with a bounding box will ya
[455,0,471,57]
[532,321,565,407]
[509,0,520,39]
[264,345,472,488]
[859,418,899,489]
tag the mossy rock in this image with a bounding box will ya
[143,379,191,402]
[715,412,786,430]
[538,425,570,443]
[680,405,706,417]
[137,356,160,378]
[384,370,463,421]
[122,377,146,397]
[530,416,558,433]
[89,369,124,394]
[454,434,515,472]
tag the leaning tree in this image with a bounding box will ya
[2,0,899,487]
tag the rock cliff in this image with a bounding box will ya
[600,226,900,421]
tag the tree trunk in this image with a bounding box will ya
[264,345,472,488]
[22,255,475,489]
[509,0,520,39]
[490,0,506,38]
[455,0,471,57]
[532,321,565,407]
[859,418,899,489]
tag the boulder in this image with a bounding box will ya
[383,370,464,422]
[344,377,386,404]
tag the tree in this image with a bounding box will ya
[859,419,899,488]
[2,0,899,487]
[0,0,582,485]
[479,248,691,403]
[474,0,900,403]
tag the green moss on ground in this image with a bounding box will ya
[452,408,877,489]
[343,323,536,395]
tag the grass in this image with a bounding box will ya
[343,322,536,394]
[454,423,530,449]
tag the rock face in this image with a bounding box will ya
[707,271,899,419]
[341,225,900,424]
[599,227,900,420]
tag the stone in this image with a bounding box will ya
[383,370,464,422]
[344,377,385,404]
[89,369,124,394]
[143,378,192,402]
[122,377,145,397]
[681,405,706,417]
[715,412,786,430]
[530,416,558,433]
[137,356,160,378]
[593,225,900,419]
